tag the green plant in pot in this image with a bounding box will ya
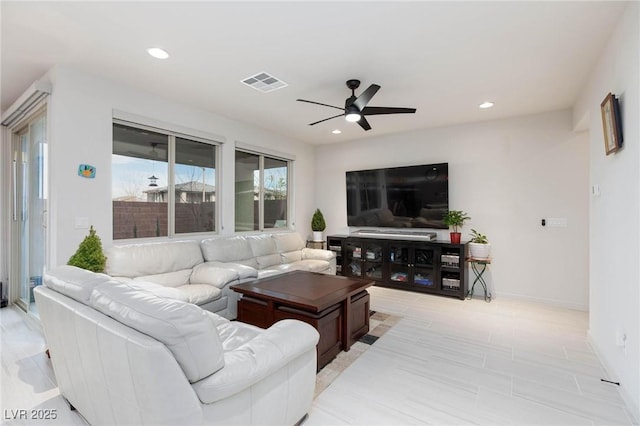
[469,229,491,259]
[67,225,107,272]
[442,210,470,244]
[311,208,326,242]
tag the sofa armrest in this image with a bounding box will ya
[191,319,319,404]
[190,264,240,289]
[301,248,336,261]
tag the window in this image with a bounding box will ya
[235,150,290,232]
[112,122,219,239]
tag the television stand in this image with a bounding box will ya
[328,234,468,300]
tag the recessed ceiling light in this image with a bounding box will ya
[332,129,342,134]
[147,47,169,59]
[479,101,494,109]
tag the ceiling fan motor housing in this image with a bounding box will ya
[346,79,361,90]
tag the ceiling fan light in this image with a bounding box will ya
[345,112,361,122]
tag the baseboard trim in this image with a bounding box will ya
[491,291,588,311]
[587,330,640,423]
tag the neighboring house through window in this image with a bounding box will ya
[112,122,219,239]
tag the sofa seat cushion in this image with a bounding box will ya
[204,312,263,352]
[203,261,258,280]
[90,281,225,383]
[290,259,331,273]
[191,320,319,404]
[175,284,222,305]
[263,263,296,273]
[105,240,204,278]
[125,279,190,302]
[134,269,193,288]
[44,265,113,305]
[256,269,286,279]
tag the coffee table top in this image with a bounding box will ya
[231,270,374,312]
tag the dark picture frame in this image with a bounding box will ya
[601,93,623,155]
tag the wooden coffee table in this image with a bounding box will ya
[231,270,374,369]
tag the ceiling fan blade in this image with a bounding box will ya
[309,113,344,126]
[297,99,345,111]
[361,106,417,116]
[357,116,372,131]
[353,84,381,110]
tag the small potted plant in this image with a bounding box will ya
[67,226,107,272]
[469,229,491,259]
[311,209,326,242]
[442,210,470,244]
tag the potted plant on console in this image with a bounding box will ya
[311,208,326,242]
[469,229,491,259]
[443,210,470,244]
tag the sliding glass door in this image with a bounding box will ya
[11,112,47,314]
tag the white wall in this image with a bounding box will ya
[315,109,589,309]
[45,66,315,266]
[577,2,639,420]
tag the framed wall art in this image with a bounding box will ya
[600,92,623,155]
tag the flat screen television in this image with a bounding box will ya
[346,163,448,229]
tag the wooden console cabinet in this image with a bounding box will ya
[327,234,468,300]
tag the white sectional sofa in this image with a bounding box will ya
[105,240,242,318]
[104,233,336,320]
[35,265,319,425]
[200,233,336,279]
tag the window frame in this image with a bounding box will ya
[234,147,293,233]
[112,119,222,240]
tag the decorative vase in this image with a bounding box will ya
[313,231,324,242]
[450,232,461,244]
[469,243,491,259]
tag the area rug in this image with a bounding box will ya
[314,311,402,398]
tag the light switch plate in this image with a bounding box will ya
[546,217,568,227]
[75,217,89,229]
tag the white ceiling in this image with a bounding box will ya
[1,1,628,145]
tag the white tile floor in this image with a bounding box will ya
[1,286,635,425]
[309,287,635,426]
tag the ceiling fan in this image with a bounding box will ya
[297,79,416,131]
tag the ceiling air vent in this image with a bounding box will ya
[241,72,288,93]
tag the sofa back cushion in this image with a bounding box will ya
[90,281,225,383]
[247,235,281,269]
[44,265,113,305]
[105,240,204,278]
[273,233,305,263]
[200,236,257,269]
